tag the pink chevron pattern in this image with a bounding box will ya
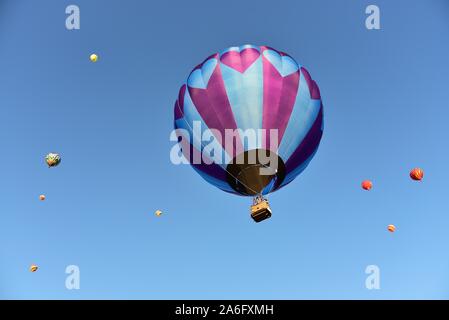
[220,48,260,73]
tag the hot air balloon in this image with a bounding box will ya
[174,45,323,222]
[29,264,38,272]
[387,224,396,233]
[90,54,98,62]
[45,153,61,167]
[39,194,46,201]
[361,180,372,191]
[410,168,424,181]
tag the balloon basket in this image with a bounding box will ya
[250,198,272,223]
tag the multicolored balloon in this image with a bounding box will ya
[45,153,61,167]
[174,45,323,196]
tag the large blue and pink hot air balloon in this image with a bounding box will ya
[174,45,323,210]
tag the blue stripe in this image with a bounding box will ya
[278,71,322,162]
[220,57,264,151]
[279,147,319,188]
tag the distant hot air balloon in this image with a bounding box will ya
[29,264,38,272]
[361,180,373,191]
[39,194,46,201]
[174,45,323,222]
[410,168,424,181]
[387,224,396,233]
[90,54,98,62]
[155,210,162,217]
[45,153,61,167]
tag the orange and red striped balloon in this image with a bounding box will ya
[410,168,424,181]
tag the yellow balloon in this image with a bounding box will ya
[90,54,98,62]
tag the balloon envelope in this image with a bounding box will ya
[387,224,396,232]
[45,153,61,167]
[361,180,373,190]
[174,45,323,196]
[410,168,424,181]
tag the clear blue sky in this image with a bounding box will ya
[1,0,449,299]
